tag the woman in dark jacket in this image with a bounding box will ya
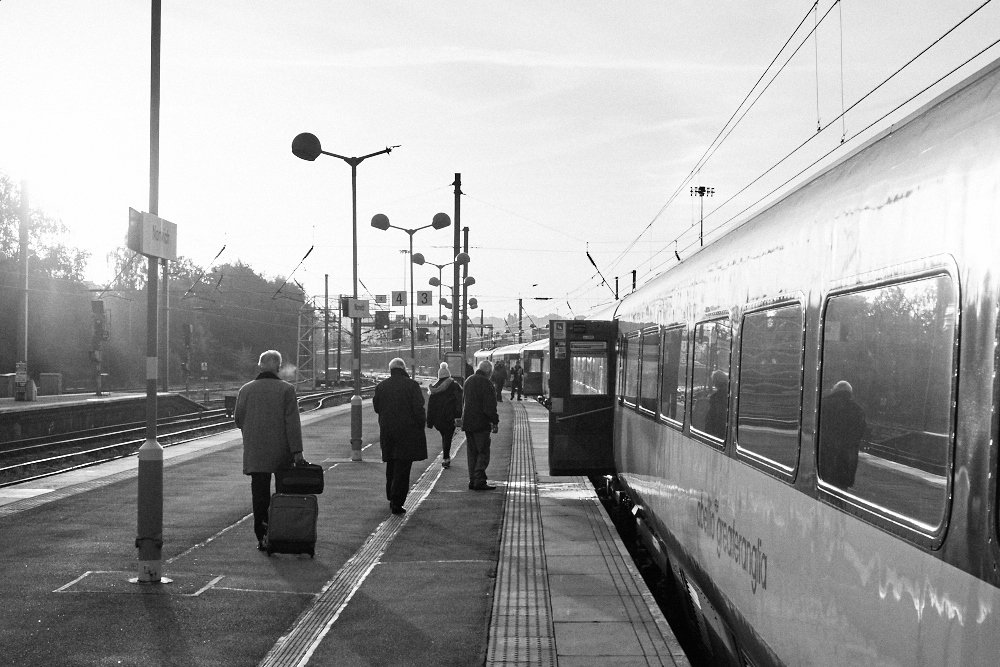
[426,362,463,468]
[372,358,427,514]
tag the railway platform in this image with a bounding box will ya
[0,396,688,666]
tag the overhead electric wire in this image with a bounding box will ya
[614,0,997,294]
[271,245,313,299]
[605,0,822,273]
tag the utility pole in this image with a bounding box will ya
[15,180,32,402]
[518,298,523,344]
[461,226,469,355]
[690,185,715,247]
[452,174,461,352]
[324,275,330,386]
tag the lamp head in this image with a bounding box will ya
[469,298,478,309]
[464,276,476,287]
[428,276,441,287]
[412,252,425,265]
[292,133,322,161]
[371,213,390,230]
[431,212,451,230]
[441,298,452,308]
[455,252,471,265]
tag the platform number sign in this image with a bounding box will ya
[391,291,407,307]
[416,290,432,307]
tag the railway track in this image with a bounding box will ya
[0,386,375,487]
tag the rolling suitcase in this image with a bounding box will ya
[275,463,324,495]
[265,493,318,557]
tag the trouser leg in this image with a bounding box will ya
[387,459,412,507]
[441,426,454,459]
[468,431,491,486]
[250,472,272,540]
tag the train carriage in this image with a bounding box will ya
[556,57,1000,665]
[520,337,550,397]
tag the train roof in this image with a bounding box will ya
[491,342,528,357]
[521,337,549,351]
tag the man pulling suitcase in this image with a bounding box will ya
[234,349,307,552]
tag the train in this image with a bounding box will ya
[568,57,1000,665]
[472,338,549,397]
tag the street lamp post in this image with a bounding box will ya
[292,132,398,461]
[690,185,715,247]
[412,252,470,358]
[371,213,451,376]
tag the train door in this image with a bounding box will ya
[548,319,618,475]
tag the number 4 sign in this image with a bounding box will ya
[391,291,407,306]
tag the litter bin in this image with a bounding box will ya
[224,395,237,418]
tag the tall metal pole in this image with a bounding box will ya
[324,275,329,386]
[135,0,167,585]
[17,180,28,365]
[518,298,523,344]
[349,164,362,461]
[437,266,443,358]
[461,226,469,356]
[408,233,416,375]
[452,174,461,351]
[336,294,342,382]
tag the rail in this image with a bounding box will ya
[0,385,375,487]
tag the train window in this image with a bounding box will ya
[623,334,639,405]
[819,274,956,532]
[690,318,732,442]
[569,341,610,395]
[737,304,803,472]
[617,336,626,400]
[659,326,688,426]
[638,329,660,413]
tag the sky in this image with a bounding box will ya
[1,1,998,326]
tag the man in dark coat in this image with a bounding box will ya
[463,360,500,490]
[372,357,428,514]
[819,380,867,488]
[235,349,305,551]
[490,361,508,402]
[509,360,524,401]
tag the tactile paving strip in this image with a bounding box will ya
[486,403,556,666]
[258,437,464,667]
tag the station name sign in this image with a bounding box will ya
[128,208,178,261]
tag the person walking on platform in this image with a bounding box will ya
[509,360,524,401]
[234,349,305,551]
[373,357,428,514]
[426,362,463,469]
[463,360,500,491]
[490,360,508,403]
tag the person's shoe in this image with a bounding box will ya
[390,504,406,515]
[257,539,267,551]
[442,457,451,468]
[471,484,497,491]
[468,482,475,490]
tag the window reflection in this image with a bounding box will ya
[691,319,732,440]
[623,335,639,404]
[659,327,688,424]
[819,275,956,531]
[638,329,660,412]
[737,305,803,470]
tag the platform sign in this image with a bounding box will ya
[416,290,433,307]
[391,291,407,307]
[127,208,177,261]
[548,319,618,476]
[15,361,27,387]
[375,294,387,304]
[346,298,370,318]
